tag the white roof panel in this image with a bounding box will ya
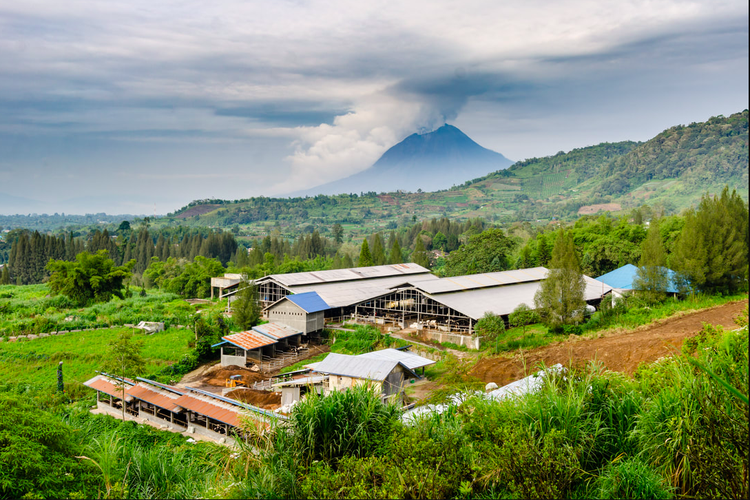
[426,274,612,319]
[287,273,439,309]
[397,267,548,294]
[258,263,430,287]
[311,352,417,381]
[358,349,435,371]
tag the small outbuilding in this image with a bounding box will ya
[214,329,278,369]
[264,291,330,335]
[310,352,419,403]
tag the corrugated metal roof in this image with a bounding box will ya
[272,375,329,387]
[284,292,330,313]
[257,263,430,287]
[175,393,243,427]
[252,322,303,340]
[357,349,436,370]
[223,330,278,351]
[396,267,548,294]
[311,352,417,381]
[128,383,183,412]
[597,264,679,293]
[286,273,440,309]
[84,374,135,398]
[417,274,612,319]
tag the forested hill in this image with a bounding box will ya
[3,112,746,242]
[598,112,748,195]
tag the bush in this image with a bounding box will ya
[288,384,400,466]
[596,457,673,499]
[475,312,505,340]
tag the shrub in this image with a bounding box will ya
[596,457,673,499]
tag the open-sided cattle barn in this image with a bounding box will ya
[254,263,437,320]
[353,267,613,335]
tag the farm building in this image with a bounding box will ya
[352,267,613,335]
[84,373,282,445]
[254,263,437,320]
[214,328,281,368]
[210,273,243,299]
[264,291,329,334]
[596,264,679,300]
[213,321,314,370]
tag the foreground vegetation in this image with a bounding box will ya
[2,311,745,499]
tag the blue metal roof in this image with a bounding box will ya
[597,264,679,293]
[285,291,330,313]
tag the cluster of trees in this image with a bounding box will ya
[2,227,238,285]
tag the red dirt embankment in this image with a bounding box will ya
[470,300,747,387]
[225,388,281,410]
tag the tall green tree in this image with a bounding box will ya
[0,265,9,285]
[534,229,586,329]
[332,223,344,244]
[359,239,373,267]
[232,282,261,331]
[671,187,749,294]
[102,331,144,421]
[411,236,430,269]
[443,228,515,276]
[389,237,402,264]
[370,234,386,266]
[633,218,670,303]
[46,250,134,306]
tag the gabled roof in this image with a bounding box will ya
[265,291,330,314]
[128,382,184,412]
[311,352,417,381]
[83,374,135,398]
[357,348,435,371]
[597,264,679,293]
[218,330,277,351]
[255,263,430,287]
[252,322,303,340]
[391,267,549,294]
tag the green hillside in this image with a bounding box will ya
[158,111,748,240]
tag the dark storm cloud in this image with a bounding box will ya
[0,1,747,213]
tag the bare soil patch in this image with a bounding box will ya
[577,203,622,215]
[174,204,221,219]
[225,388,281,410]
[177,362,265,391]
[470,300,746,387]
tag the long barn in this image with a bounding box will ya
[352,267,613,335]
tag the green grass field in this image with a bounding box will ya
[0,326,195,396]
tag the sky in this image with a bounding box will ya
[0,0,747,215]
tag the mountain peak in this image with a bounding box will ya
[290,124,513,196]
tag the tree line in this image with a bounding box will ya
[1,227,238,285]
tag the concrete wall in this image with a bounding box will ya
[221,347,247,367]
[328,375,382,394]
[139,410,187,432]
[423,330,480,349]
[187,423,237,446]
[268,301,324,334]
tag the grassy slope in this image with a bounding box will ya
[0,326,194,393]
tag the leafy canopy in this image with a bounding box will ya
[443,228,515,276]
[46,249,134,305]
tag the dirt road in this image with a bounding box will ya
[471,300,747,386]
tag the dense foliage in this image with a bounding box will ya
[47,250,134,306]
